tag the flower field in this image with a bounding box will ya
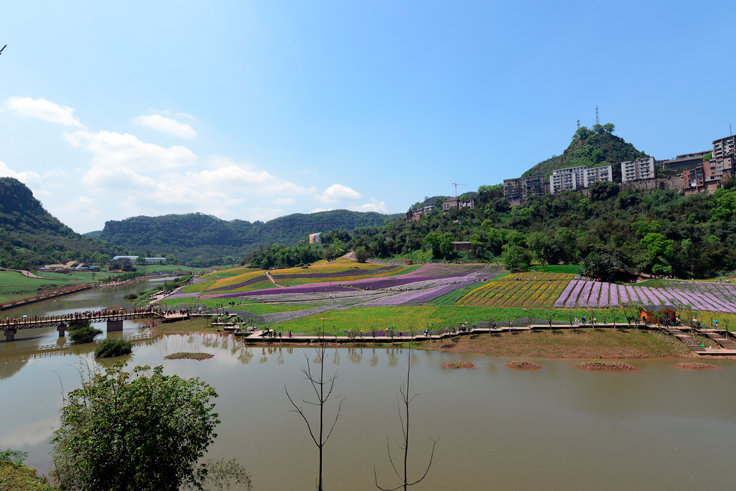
[554,279,736,313]
[455,272,574,308]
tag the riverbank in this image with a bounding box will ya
[153,317,697,359]
[426,328,694,359]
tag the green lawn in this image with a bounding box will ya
[275,305,633,334]
[160,297,315,313]
[530,264,582,274]
[0,271,94,303]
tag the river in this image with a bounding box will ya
[1,280,736,490]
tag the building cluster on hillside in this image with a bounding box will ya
[503,134,735,204]
[406,196,477,221]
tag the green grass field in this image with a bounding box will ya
[530,264,582,274]
[0,271,97,303]
[274,305,634,334]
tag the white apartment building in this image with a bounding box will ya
[584,165,613,186]
[550,166,587,194]
[621,157,655,183]
[713,135,736,160]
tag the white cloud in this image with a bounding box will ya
[0,160,41,184]
[273,197,295,205]
[134,114,196,139]
[64,130,197,174]
[319,183,361,203]
[356,199,387,213]
[5,96,84,127]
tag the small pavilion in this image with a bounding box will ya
[639,305,677,324]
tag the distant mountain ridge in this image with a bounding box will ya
[0,177,118,268]
[94,210,401,266]
[522,124,648,179]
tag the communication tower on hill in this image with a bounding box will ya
[577,119,580,129]
[595,105,599,126]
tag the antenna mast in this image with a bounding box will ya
[595,105,599,126]
[576,119,580,129]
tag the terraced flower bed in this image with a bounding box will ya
[554,279,736,313]
[456,272,574,308]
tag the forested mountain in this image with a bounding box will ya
[522,124,648,179]
[326,180,736,279]
[95,210,401,266]
[0,178,119,268]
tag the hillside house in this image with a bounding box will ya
[442,198,475,212]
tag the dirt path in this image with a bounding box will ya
[264,270,284,288]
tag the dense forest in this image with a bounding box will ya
[252,179,736,280]
[0,178,120,268]
[522,124,648,179]
[96,210,401,266]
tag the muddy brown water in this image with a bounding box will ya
[2,284,736,490]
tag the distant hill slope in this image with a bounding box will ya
[522,124,648,179]
[0,177,118,268]
[95,209,401,265]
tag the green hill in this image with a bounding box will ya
[522,124,648,179]
[96,210,401,266]
[0,178,118,268]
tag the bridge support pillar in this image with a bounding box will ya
[57,323,67,338]
[107,319,123,332]
[4,328,16,342]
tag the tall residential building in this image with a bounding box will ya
[503,176,546,201]
[584,165,613,186]
[550,166,587,194]
[713,135,736,160]
[621,157,655,183]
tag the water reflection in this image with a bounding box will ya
[2,307,736,490]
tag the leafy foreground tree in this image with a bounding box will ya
[52,363,251,490]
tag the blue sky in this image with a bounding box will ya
[1,1,734,233]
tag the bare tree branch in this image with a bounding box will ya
[374,348,436,490]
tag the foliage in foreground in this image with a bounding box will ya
[94,338,133,358]
[52,364,223,490]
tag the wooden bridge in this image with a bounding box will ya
[1,309,189,342]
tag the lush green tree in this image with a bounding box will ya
[583,251,628,282]
[68,320,102,344]
[502,245,531,272]
[52,364,223,491]
[354,246,370,263]
[94,338,133,358]
[589,181,619,202]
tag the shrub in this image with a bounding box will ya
[94,338,133,358]
[69,323,102,344]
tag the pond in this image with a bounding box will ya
[1,284,736,490]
